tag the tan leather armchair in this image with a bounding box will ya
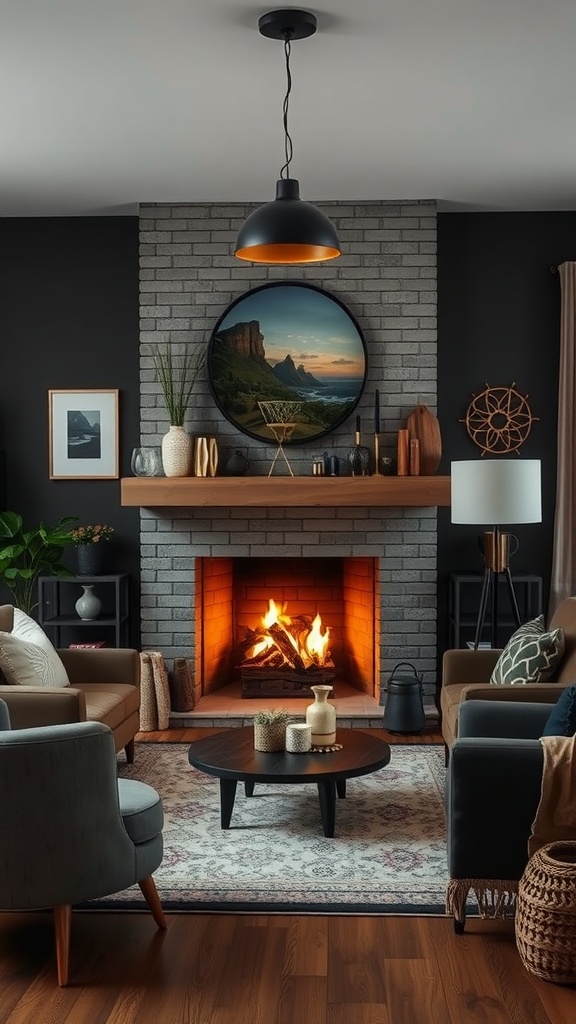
[0,604,140,761]
[440,596,576,749]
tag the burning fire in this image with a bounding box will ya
[243,599,332,670]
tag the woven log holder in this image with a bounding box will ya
[515,840,576,985]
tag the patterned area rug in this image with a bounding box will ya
[110,742,448,914]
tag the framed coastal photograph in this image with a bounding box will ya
[48,389,119,479]
[207,282,367,445]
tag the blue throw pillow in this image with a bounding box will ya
[543,685,576,737]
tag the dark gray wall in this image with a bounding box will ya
[437,211,576,657]
[1,210,574,660]
[0,217,141,643]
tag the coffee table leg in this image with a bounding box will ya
[317,781,337,837]
[336,779,346,798]
[245,781,255,797]
[219,779,238,828]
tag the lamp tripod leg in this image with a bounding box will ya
[474,569,492,649]
[504,567,522,627]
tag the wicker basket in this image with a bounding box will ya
[253,722,286,752]
[515,841,576,984]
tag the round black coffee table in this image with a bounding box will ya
[188,726,391,838]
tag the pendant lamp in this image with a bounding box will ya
[234,9,342,265]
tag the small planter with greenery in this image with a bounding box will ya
[253,708,290,752]
[70,524,115,575]
[0,511,77,615]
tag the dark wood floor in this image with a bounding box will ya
[1,725,575,1021]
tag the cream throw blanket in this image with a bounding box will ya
[528,733,576,857]
[447,734,576,924]
[139,651,171,731]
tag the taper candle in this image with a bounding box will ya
[374,390,380,433]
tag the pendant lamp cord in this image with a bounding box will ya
[279,33,294,179]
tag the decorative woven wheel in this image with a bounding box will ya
[460,382,538,455]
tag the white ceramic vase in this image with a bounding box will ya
[75,585,102,621]
[305,684,336,747]
[161,425,192,477]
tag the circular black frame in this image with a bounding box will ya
[207,282,367,446]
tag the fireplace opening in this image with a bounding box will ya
[195,556,379,700]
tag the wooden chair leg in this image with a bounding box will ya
[53,904,72,986]
[124,739,135,764]
[138,875,167,930]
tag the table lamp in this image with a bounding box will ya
[451,459,542,648]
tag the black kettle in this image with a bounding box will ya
[382,662,426,734]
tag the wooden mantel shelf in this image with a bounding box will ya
[120,475,451,508]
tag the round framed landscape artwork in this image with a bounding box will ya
[207,282,367,445]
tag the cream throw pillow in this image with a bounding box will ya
[0,608,70,687]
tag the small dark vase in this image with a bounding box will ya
[223,450,250,476]
[347,444,370,476]
[76,543,105,576]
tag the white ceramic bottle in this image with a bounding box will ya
[305,684,336,747]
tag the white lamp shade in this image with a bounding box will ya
[451,459,542,525]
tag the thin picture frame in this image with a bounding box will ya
[48,389,119,479]
[207,282,367,445]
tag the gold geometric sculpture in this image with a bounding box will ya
[460,382,538,455]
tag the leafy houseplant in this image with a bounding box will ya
[0,510,77,615]
[253,708,290,752]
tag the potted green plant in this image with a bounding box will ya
[0,510,77,615]
[70,523,115,576]
[154,344,206,477]
[253,708,290,751]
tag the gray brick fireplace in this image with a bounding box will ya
[136,199,438,710]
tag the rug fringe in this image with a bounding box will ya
[446,877,518,925]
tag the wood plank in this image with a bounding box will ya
[281,916,328,977]
[0,913,573,1023]
[328,918,389,1004]
[277,976,328,1024]
[385,960,451,1024]
[120,475,451,508]
[438,918,533,1024]
[328,1003,389,1024]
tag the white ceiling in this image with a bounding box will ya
[3,0,576,216]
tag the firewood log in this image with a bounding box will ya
[268,623,305,670]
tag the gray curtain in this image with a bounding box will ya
[549,261,576,614]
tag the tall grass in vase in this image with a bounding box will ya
[154,344,205,477]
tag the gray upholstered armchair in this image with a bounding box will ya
[0,700,166,985]
[446,699,550,932]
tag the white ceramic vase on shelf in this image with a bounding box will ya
[75,585,102,621]
[305,684,336,747]
[161,425,192,477]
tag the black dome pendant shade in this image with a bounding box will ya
[234,10,341,265]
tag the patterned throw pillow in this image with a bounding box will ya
[490,615,565,686]
[0,608,69,688]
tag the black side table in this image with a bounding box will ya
[38,573,130,648]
